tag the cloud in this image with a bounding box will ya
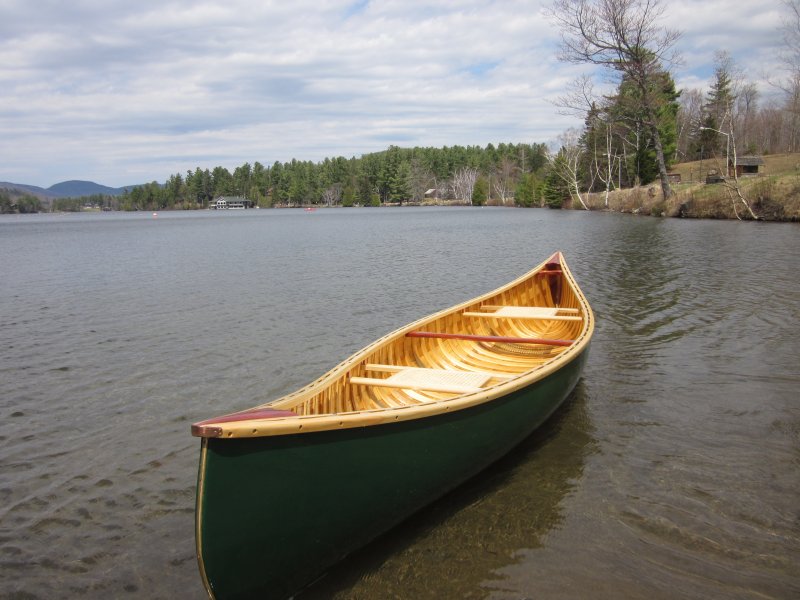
[0,0,788,187]
[665,1,784,90]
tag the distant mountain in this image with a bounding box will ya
[0,180,138,198]
[0,182,49,198]
[45,180,135,198]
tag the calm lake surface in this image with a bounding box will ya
[1,207,798,599]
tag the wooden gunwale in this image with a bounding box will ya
[191,252,594,439]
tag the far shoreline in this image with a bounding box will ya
[10,198,796,223]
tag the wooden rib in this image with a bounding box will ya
[365,363,407,373]
[429,339,524,380]
[448,340,539,372]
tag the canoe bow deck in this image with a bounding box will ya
[192,252,593,599]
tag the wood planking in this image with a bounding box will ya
[253,255,587,418]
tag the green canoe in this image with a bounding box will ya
[192,252,594,599]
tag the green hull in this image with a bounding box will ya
[196,347,588,599]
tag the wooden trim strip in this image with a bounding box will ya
[192,408,298,438]
[406,331,575,347]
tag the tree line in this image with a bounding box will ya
[111,143,551,211]
[0,191,43,214]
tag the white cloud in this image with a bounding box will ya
[0,0,788,187]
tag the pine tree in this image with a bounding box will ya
[542,164,568,208]
[472,176,489,205]
[689,55,737,160]
[599,67,680,187]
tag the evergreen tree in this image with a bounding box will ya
[514,173,538,207]
[212,166,233,197]
[0,191,13,213]
[472,176,489,205]
[705,62,735,128]
[388,161,411,203]
[696,58,736,159]
[541,168,567,208]
[601,67,680,186]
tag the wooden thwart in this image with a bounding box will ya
[464,305,582,321]
[406,331,575,347]
[365,363,514,380]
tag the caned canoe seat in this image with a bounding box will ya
[350,365,506,394]
[463,305,582,321]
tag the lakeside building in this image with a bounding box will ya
[211,196,252,209]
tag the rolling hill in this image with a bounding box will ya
[0,180,137,199]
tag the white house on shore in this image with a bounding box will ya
[210,196,251,209]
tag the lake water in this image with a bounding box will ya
[1,207,798,599]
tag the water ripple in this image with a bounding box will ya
[1,210,798,598]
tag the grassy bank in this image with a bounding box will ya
[573,153,800,221]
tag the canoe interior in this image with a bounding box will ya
[279,260,580,415]
[192,252,593,439]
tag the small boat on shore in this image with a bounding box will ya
[191,252,594,599]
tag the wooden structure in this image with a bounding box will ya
[730,156,764,177]
[191,252,594,599]
[706,168,725,184]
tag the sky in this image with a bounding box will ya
[0,0,788,188]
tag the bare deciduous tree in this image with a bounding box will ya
[735,83,759,153]
[554,74,598,118]
[676,88,703,162]
[549,0,681,200]
[493,158,516,205]
[777,1,800,151]
[780,0,800,76]
[408,158,434,203]
[719,113,759,220]
[452,167,479,204]
[590,120,617,207]
[548,129,590,210]
[556,76,619,207]
[321,184,342,207]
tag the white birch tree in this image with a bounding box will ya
[547,129,590,210]
[452,167,479,204]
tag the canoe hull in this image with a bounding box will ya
[196,344,589,599]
